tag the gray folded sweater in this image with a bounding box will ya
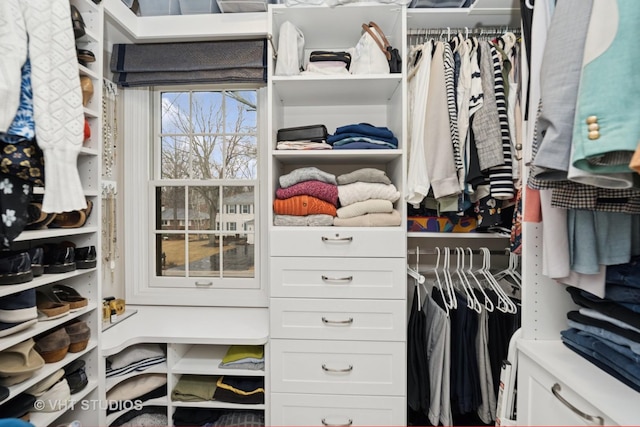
[279,167,336,188]
[337,168,392,185]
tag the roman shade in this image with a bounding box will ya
[110,39,267,87]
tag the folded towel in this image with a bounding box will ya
[221,345,264,364]
[279,167,336,188]
[338,182,400,206]
[273,214,334,227]
[276,180,338,206]
[171,375,218,402]
[273,195,336,217]
[337,168,392,185]
[333,210,402,227]
[336,199,393,219]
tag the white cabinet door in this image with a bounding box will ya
[270,339,405,396]
[271,393,405,426]
[270,257,405,300]
[270,298,406,341]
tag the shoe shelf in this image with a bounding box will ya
[79,64,100,81]
[2,340,98,404]
[0,268,97,299]
[13,226,100,242]
[27,378,99,427]
[0,303,97,352]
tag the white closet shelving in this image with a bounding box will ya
[0,0,103,425]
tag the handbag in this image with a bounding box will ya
[275,21,305,76]
[350,23,390,74]
[309,51,352,70]
[363,22,402,74]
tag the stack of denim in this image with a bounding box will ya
[561,256,640,392]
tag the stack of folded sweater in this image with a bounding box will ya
[328,123,398,150]
[213,376,264,404]
[335,168,401,227]
[273,167,338,226]
[218,345,264,371]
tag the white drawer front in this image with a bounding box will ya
[270,257,405,299]
[270,298,406,341]
[270,228,405,258]
[270,339,405,396]
[271,393,406,426]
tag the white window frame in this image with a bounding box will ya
[123,85,268,307]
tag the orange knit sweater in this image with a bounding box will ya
[273,195,337,217]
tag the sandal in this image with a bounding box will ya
[36,291,70,321]
[50,285,88,312]
[0,338,45,377]
[50,200,93,229]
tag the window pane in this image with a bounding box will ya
[220,186,254,235]
[224,135,257,179]
[161,92,189,134]
[188,234,221,278]
[158,186,184,231]
[192,91,223,134]
[192,135,223,179]
[224,90,257,131]
[188,186,219,232]
[222,235,254,278]
[161,136,190,180]
[157,233,186,277]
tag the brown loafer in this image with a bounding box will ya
[34,328,70,363]
[64,319,91,353]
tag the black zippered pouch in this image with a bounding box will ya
[277,124,328,142]
[309,51,352,70]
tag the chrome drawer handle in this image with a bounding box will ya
[551,383,604,425]
[322,316,353,325]
[321,275,353,283]
[321,236,353,242]
[321,418,353,426]
[194,281,213,287]
[322,363,353,373]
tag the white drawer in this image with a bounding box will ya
[270,257,405,299]
[270,228,405,258]
[519,353,617,426]
[270,298,406,341]
[270,339,405,396]
[271,393,406,426]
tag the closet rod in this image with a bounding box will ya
[407,248,511,256]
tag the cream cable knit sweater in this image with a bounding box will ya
[337,182,400,207]
[0,0,27,133]
[20,0,86,213]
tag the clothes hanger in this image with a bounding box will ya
[466,247,494,312]
[477,247,510,313]
[482,247,518,314]
[430,247,450,317]
[442,247,457,310]
[455,247,482,313]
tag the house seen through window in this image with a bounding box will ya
[154,89,258,282]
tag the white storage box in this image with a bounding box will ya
[138,0,181,15]
[179,0,221,13]
[216,0,268,12]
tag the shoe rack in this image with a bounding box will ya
[0,0,103,425]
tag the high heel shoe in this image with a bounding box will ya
[80,76,94,107]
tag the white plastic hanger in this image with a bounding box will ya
[442,247,457,310]
[481,248,518,314]
[430,247,449,316]
[466,247,494,312]
[455,247,482,313]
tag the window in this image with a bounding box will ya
[124,85,266,306]
[240,204,251,214]
[154,88,258,286]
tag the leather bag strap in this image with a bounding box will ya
[361,22,392,61]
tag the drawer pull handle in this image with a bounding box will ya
[322,363,353,373]
[551,383,604,425]
[321,236,353,242]
[321,418,353,427]
[195,281,213,287]
[322,316,353,325]
[322,275,353,283]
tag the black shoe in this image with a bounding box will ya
[28,247,44,277]
[42,245,75,274]
[70,5,85,39]
[75,246,97,269]
[0,252,33,285]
